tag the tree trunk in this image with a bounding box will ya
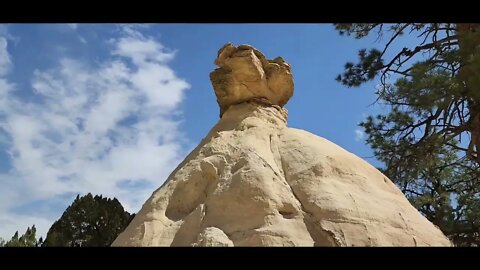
[456,23,480,162]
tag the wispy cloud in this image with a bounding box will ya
[0,26,190,239]
[0,25,17,43]
[67,23,78,30]
[65,23,88,44]
[354,127,365,142]
[0,37,12,76]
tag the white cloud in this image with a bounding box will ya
[113,35,175,66]
[0,25,7,36]
[0,27,191,239]
[354,127,365,142]
[67,23,78,30]
[79,36,87,44]
[0,37,12,76]
[64,24,88,44]
[0,25,16,43]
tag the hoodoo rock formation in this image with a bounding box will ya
[112,43,452,246]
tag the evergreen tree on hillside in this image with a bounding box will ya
[43,193,134,247]
[4,225,43,247]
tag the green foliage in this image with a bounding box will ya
[4,225,43,247]
[335,48,384,87]
[336,23,480,246]
[43,193,134,247]
[336,24,480,161]
[379,147,480,246]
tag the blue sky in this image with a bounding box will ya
[0,23,409,239]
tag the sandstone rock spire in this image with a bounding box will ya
[112,44,452,247]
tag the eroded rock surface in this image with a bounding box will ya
[112,44,451,247]
[210,43,293,117]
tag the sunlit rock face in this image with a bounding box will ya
[112,44,451,247]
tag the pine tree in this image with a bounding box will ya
[4,225,42,247]
[43,193,134,247]
[336,23,480,163]
[336,23,480,246]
